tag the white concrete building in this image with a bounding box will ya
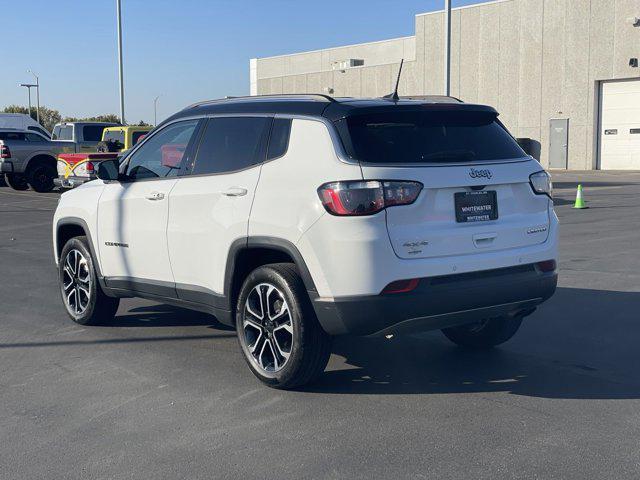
[251,0,640,170]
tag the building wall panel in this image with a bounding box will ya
[497,0,521,133]
[459,7,481,103]
[517,0,544,132]
[361,64,392,97]
[477,4,501,108]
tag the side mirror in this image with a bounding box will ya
[96,158,120,181]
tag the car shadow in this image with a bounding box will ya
[77,286,640,401]
[107,303,235,331]
[301,287,640,400]
[551,197,574,206]
[553,181,636,189]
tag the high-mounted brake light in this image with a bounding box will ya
[0,144,11,159]
[318,180,422,216]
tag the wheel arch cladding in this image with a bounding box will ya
[57,223,86,257]
[226,237,317,315]
[55,218,102,277]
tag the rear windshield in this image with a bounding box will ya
[336,110,525,164]
[103,130,125,148]
[53,125,73,141]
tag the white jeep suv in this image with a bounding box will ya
[53,95,558,389]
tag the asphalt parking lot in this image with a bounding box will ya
[1,171,640,479]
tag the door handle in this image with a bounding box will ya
[145,191,165,201]
[221,187,248,197]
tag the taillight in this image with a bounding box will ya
[318,180,422,216]
[0,144,11,159]
[529,171,552,198]
[85,161,94,172]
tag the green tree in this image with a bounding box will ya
[62,114,122,124]
[2,105,62,133]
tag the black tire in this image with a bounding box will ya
[4,173,29,191]
[59,236,120,325]
[235,263,332,389]
[442,315,524,349]
[26,161,56,192]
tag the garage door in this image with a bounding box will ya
[600,79,640,170]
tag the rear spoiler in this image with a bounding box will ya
[323,102,498,122]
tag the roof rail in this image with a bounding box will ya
[186,93,337,110]
[400,95,463,103]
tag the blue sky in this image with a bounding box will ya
[1,0,481,124]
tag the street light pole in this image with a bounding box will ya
[153,95,161,126]
[116,0,126,125]
[444,0,451,97]
[19,83,37,119]
[27,70,40,124]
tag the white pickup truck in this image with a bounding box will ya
[0,122,116,192]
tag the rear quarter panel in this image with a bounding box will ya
[249,118,363,296]
[249,118,362,243]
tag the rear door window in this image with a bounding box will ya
[25,133,46,142]
[0,132,26,141]
[267,118,292,160]
[82,125,107,142]
[191,117,270,175]
[336,110,525,164]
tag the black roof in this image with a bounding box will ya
[165,94,498,125]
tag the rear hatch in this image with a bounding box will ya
[335,106,551,259]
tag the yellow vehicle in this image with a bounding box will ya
[96,125,153,153]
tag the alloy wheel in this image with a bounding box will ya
[242,283,293,373]
[62,249,91,315]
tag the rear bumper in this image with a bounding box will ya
[311,264,557,336]
[54,176,93,189]
[0,160,14,173]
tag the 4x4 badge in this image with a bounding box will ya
[469,168,493,179]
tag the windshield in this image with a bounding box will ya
[336,110,526,164]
